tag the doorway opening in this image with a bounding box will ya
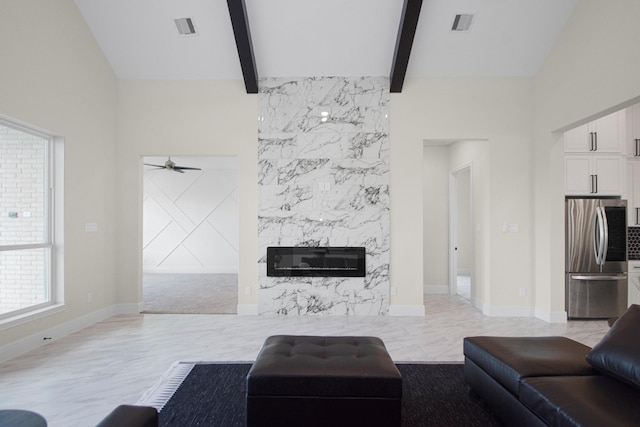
[423,139,485,307]
[141,155,239,314]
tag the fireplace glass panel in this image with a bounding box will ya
[267,247,365,277]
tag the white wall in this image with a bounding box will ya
[391,78,533,315]
[116,81,257,308]
[0,0,118,345]
[422,145,449,290]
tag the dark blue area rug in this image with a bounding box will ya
[158,363,501,426]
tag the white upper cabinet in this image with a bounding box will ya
[625,104,640,158]
[565,155,625,196]
[564,111,623,153]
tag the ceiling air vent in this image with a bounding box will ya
[451,14,474,31]
[174,17,197,35]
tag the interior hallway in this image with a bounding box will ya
[0,295,610,426]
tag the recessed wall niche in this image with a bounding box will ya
[257,77,390,315]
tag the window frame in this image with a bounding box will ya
[0,116,64,326]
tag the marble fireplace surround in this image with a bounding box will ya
[257,76,390,316]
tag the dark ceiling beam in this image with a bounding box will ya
[390,0,423,93]
[227,0,258,94]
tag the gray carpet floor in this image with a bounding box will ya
[142,273,238,314]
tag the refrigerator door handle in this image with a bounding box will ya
[570,274,627,281]
[594,206,606,265]
[601,206,609,263]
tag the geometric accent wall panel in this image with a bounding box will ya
[257,77,390,315]
[143,156,239,273]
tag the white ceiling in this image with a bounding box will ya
[74,0,578,81]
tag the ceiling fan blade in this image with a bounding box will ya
[144,163,165,168]
[172,168,185,173]
[174,166,202,171]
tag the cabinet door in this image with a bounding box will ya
[625,104,640,157]
[565,155,624,196]
[593,112,622,153]
[593,156,624,195]
[564,123,591,152]
[565,156,592,194]
[565,112,623,153]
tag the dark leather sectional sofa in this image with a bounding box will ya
[95,405,158,427]
[464,304,640,427]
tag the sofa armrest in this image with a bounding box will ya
[95,405,158,427]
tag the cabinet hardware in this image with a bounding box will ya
[593,132,597,151]
[637,207,639,225]
[636,138,640,156]
[589,132,595,151]
[590,174,598,194]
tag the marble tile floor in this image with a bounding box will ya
[0,295,610,426]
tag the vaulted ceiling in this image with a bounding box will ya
[74,0,578,92]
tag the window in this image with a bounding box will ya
[0,118,63,322]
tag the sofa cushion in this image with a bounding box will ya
[587,304,640,391]
[463,336,595,396]
[520,375,640,427]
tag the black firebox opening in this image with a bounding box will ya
[267,247,366,277]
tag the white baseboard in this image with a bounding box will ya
[423,284,449,295]
[237,304,258,315]
[535,308,568,323]
[388,304,425,316]
[115,303,144,315]
[0,303,142,364]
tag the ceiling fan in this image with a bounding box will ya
[144,157,201,173]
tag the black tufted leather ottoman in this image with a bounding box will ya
[246,335,402,427]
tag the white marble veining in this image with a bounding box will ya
[258,77,390,316]
[0,296,611,426]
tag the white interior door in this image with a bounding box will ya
[450,166,473,300]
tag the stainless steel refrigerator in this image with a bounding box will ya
[565,197,628,319]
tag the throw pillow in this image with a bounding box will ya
[586,304,640,390]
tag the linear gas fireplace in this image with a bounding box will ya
[267,247,366,277]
